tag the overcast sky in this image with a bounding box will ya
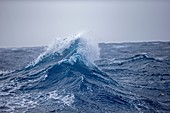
[0,0,170,47]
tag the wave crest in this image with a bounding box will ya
[28,33,99,67]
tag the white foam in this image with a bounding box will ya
[47,90,74,106]
[61,94,74,106]
[113,45,128,48]
[28,32,100,67]
[155,56,167,61]
[0,70,13,75]
[1,91,74,112]
[2,93,38,112]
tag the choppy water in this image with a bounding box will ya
[0,35,170,113]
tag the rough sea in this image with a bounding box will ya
[0,35,170,113]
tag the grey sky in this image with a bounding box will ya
[0,0,170,47]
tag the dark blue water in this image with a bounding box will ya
[0,37,170,113]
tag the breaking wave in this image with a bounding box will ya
[0,33,167,113]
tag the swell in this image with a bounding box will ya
[0,34,166,112]
[97,53,165,67]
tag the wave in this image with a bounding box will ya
[27,33,99,68]
[97,53,162,67]
[16,33,124,97]
[0,34,164,112]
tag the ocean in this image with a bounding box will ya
[0,35,170,113]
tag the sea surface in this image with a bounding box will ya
[0,36,170,113]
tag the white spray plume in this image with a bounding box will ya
[28,32,100,67]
